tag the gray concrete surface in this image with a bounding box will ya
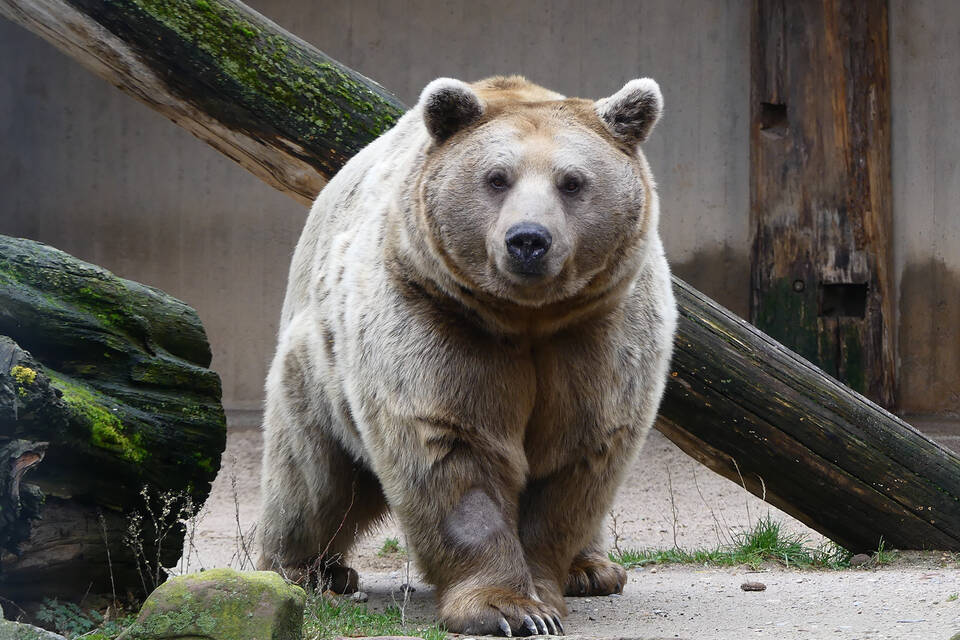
[1,0,958,417]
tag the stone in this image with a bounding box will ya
[119,568,306,640]
[0,620,67,640]
[740,581,767,592]
[849,553,872,567]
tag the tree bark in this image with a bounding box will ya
[0,0,404,206]
[750,0,895,408]
[1,0,959,552]
[0,236,226,601]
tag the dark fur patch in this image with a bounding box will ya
[424,84,484,142]
[443,488,506,549]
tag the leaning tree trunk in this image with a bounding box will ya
[0,236,226,601]
[1,0,959,552]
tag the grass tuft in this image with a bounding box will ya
[610,515,853,570]
[302,593,445,640]
[377,536,403,556]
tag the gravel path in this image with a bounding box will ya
[181,417,960,640]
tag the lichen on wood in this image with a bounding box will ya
[0,235,226,601]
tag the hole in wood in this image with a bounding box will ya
[819,283,868,318]
[759,102,788,139]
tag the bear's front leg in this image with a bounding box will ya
[518,436,635,612]
[376,422,562,637]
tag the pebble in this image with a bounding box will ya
[741,581,767,592]
[351,591,369,603]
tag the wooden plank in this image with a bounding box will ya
[750,0,895,408]
[662,279,960,551]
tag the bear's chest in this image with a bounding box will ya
[520,330,650,478]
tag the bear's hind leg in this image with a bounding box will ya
[257,418,387,591]
[256,346,388,591]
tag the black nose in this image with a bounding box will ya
[505,223,552,267]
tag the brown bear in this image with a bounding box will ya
[257,75,677,636]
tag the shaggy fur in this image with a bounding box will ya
[257,75,677,636]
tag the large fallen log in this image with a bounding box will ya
[0,236,226,601]
[2,0,959,552]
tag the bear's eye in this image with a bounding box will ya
[561,176,582,194]
[488,172,509,190]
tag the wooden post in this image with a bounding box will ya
[750,0,895,408]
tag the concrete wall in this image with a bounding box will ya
[890,0,960,416]
[0,0,750,411]
[0,0,957,415]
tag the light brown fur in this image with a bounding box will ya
[258,75,676,636]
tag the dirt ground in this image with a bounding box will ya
[181,414,960,640]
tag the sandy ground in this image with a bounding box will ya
[180,414,960,640]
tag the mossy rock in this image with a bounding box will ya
[121,569,306,640]
[0,620,67,640]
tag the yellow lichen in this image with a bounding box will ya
[10,364,37,386]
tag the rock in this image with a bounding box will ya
[350,591,369,603]
[740,581,767,592]
[849,553,872,567]
[399,583,416,593]
[119,568,305,640]
[0,619,67,640]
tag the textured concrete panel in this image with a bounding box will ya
[0,1,755,408]
[890,0,960,414]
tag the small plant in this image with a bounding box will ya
[946,592,958,602]
[610,515,853,570]
[124,486,198,597]
[302,593,445,640]
[34,599,135,639]
[378,537,403,556]
[872,537,896,566]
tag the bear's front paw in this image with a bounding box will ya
[564,554,626,597]
[442,586,564,636]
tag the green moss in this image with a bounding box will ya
[128,0,404,156]
[193,452,214,473]
[46,370,148,463]
[128,569,306,640]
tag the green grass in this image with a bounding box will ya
[377,536,403,556]
[610,515,854,570]
[872,537,897,566]
[302,594,445,640]
[946,592,958,602]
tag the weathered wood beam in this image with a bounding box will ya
[2,0,959,552]
[659,279,960,552]
[1,236,226,600]
[750,0,895,408]
[0,0,404,206]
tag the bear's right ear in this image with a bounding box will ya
[419,78,485,143]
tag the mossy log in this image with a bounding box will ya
[2,0,959,552]
[0,236,226,601]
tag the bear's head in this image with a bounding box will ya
[414,75,663,315]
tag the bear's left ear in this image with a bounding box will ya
[419,78,485,143]
[594,78,663,146]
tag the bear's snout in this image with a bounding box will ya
[505,222,552,274]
